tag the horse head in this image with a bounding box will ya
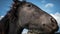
[0,0,59,34]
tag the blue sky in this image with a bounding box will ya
[0,0,60,33]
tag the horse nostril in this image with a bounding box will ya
[51,18,56,23]
[50,18,56,27]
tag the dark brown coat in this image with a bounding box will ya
[0,0,59,34]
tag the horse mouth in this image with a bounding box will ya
[42,23,59,33]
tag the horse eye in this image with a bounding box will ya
[27,4,32,7]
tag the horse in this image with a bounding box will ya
[0,0,59,34]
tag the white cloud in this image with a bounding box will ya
[45,3,54,8]
[0,16,4,20]
[50,12,60,32]
[22,29,28,34]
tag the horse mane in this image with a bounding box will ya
[0,1,22,34]
[0,1,21,23]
